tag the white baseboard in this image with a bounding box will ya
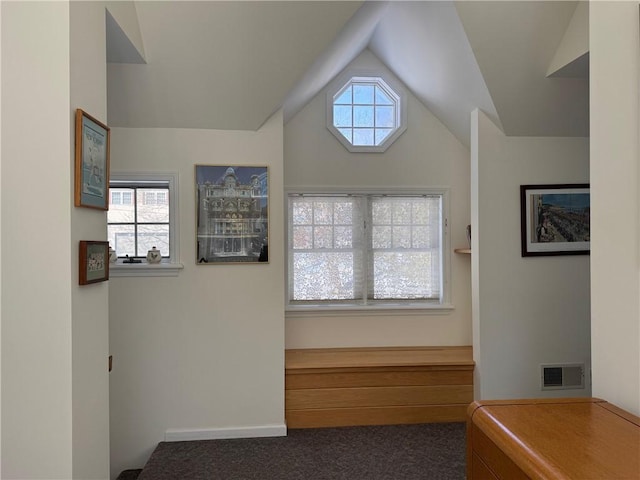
[165,424,287,442]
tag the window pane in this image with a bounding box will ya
[334,106,352,128]
[334,226,352,248]
[112,191,122,205]
[137,189,170,223]
[337,128,352,142]
[137,225,170,257]
[293,226,313,249]
[353,128,374,146]
[293,252,355,300]
[372,226,392,249]
[369,196,442,300]
[375,129,393,146]
[293,201,312,225]
[314,226,333,249]
[353,106,373,127]
[375,106,395,128]
[373,252,439,299]
[393,201,412,224]
[375,86,393,105]
[108,224,135,257]
[412,226,431,248]
[334,86,352,105]
[333,202,353,225]
[393,226,411,248]
[108,188,135,223]
[412,201,430,223]
[353,84,374,104]
[372,201,391,224]
[313,202,333,225]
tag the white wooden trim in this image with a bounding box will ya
[110,262,184,277]
[286,303,455,318]
[164,424,287,442]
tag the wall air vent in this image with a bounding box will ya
[541,363,585,390]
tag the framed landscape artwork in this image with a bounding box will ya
[74,109,110,210]
[79,241,110,285]
[520,184,590,257]
[195,165,269,264]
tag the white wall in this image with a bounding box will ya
[1,2,74,478]
[105,1,145,60]
[284,49,472,348]
[589,1,640,415]
[108,113,285,477]
[471,109,591,400]
[70,2,111,478]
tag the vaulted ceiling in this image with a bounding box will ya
[107,1,589,147]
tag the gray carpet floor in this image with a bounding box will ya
[130,423,466,480]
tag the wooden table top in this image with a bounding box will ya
[469,398,640,480]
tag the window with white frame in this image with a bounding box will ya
[288,192,446,309]
[327,75,407,153]
[107,173,178,264]
[110,190,132,205]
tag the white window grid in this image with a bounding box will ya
[287,191,447,308]
[333,79,399,147]
[108,173,179,264]
[326,73,407,153]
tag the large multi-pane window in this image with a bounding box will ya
[108,180,171,259]
[288,193,444,307]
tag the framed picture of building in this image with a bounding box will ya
[520,184,590,257]
[195,165,269,264]
[74,109,110,210]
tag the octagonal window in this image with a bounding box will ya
[327,76,406,153]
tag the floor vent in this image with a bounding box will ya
[541,363,585,390]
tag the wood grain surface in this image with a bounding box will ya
[467,398,640,480]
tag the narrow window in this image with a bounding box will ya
[107,173,178,263]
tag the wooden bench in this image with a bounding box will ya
[285,346,475,428]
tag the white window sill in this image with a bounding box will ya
[285,303,454,318]
[109,262,184,277]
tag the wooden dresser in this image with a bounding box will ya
[467,398,640,480]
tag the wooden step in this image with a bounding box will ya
[285,346,474,428]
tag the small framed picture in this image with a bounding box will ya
[79,241,110,285]
[520,184,590,257]
[74,109,110,210]
[195,165,269,264]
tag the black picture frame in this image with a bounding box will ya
[520,184,590,257]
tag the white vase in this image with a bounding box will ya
[146,247,162,264]
[109,247,118,264]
